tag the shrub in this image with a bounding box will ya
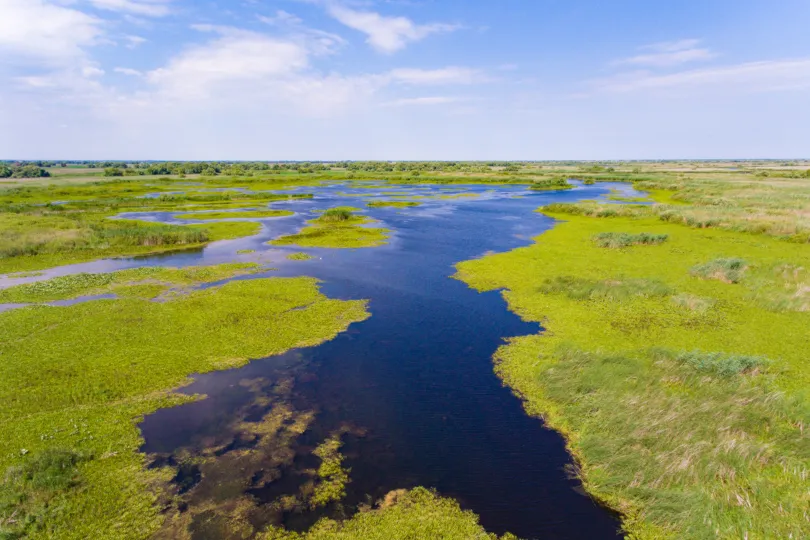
[592,232,668,248]
[690,258,748,283]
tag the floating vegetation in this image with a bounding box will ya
[366,200,422,208]
[287,252,314,261]
[173,209,294,220]
[0,266,370,539]
[592,232,668,248]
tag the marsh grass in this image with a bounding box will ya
[0,266,370,539]
[690,258,748,283]
[173,209,293,220]
[318,209,353,223]
[310,435,350,508]
[651,349,769,377]
[366,200,421,208]
[539,276,672,301]
[592,232,668,248]
[271,208,389,249]
[455,210,810,539]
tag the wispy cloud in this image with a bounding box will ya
[612,39,716,67]
[383,96,460,107]
[388,67,480,85]
[591,58,810,93]
[114,67,143,76]
[326,3,459,53]
[87,0,174,17]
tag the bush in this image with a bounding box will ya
[104,167,124,177]
[592,232,668,248]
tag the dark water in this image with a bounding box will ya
[3,182,632,538]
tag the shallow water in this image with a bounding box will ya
[3,182,636,538]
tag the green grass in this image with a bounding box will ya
[173,209,294,220]
[455,209,810,539]
[592,232,668,248]
[259,488,515,540]
[690,258,748,284]
[366,200,422,208]
[270,208,389,249]
[0,265,370,539]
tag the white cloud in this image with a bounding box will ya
[327,4,458,53]
[613,39,716,68]
[124,35,147,48]
[389,67,480,85]
[592,58,810,93]
[0,0,103,63]
[257,10,303,27]
[87,0,173,17]
[383,96,460,107]
[114,67,143,76]
[147,28,310,99]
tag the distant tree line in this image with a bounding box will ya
[0,164,51,179]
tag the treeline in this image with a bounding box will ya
[0,164,51,179]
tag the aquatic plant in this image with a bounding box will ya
[366,200,421,208]
[271,208,389,249]
[287,252,314,261]
[0,266,370,539]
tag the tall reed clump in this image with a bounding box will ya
[92,223,208,247]
[690,258,748,283]
[592,232,668,248]
[539,276,672,301]
[317,208,354,223]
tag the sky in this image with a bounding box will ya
[1,0,809,160]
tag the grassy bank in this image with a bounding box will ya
[0,265,370,539]
[455,198,810,538]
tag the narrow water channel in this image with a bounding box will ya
[6,183,632,538]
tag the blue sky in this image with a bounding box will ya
[1,0,809,160]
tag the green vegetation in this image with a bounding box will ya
[529,177,573,191]
[455,196,810,539]
[310,435,350,508]
[270,208,389,249]
[173,209,294,220]
[366,200,422,208]
[690,258,748,283]
[287,252,315,261]
[592,232,668,248]
[0,265,370,539]
[259,488,515,540]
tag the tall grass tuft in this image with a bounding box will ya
[317,208,354,223]
[539,276,672,301]
[592,232,668,248]
[652,349,769,377]
[690,258,748,283]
